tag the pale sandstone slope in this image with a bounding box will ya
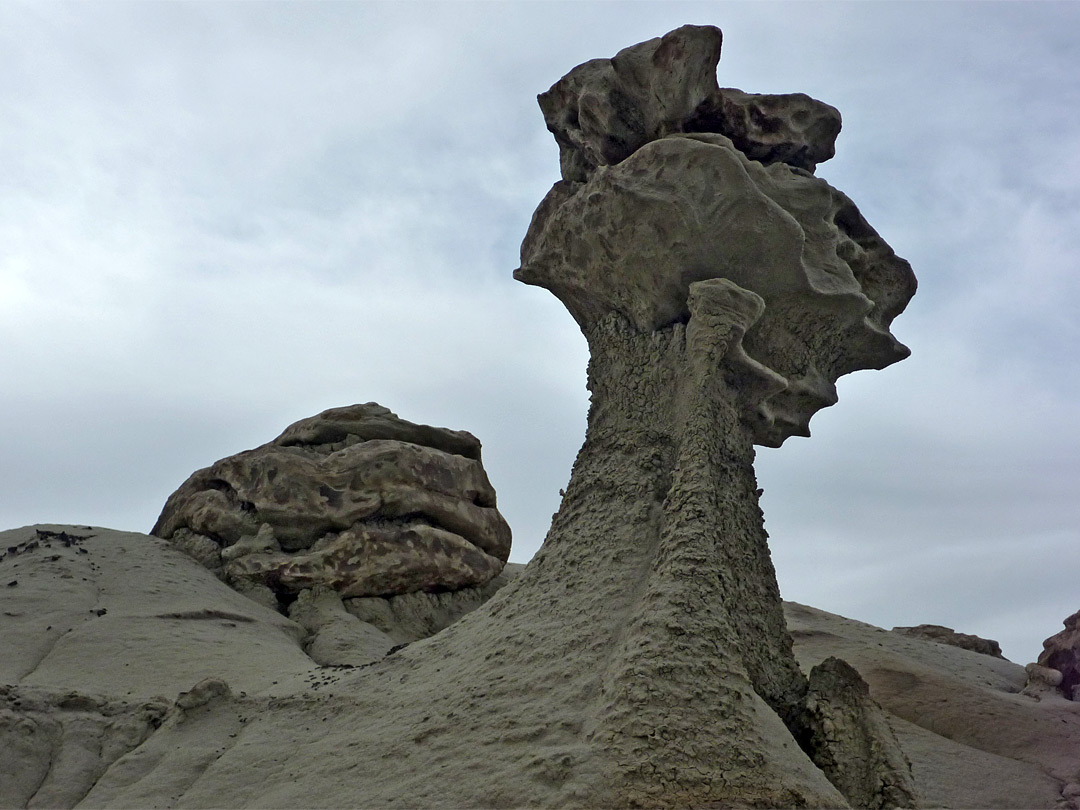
[3,524,1078,809]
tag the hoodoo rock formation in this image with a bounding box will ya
[500,23,918,806]
[25,25,1080,810]
[151,403,511,602]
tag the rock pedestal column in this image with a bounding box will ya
[577,282,820,804]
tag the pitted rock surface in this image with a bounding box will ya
[538,25,842,182]
[152,403,511,599]
[520,27,915,448]
[1036,609,1080,700]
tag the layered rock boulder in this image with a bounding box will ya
[151,403,511,601]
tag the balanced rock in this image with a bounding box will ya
[1035,609,1080,700]
[893,624,1006,659]
[152,403,511,600]
[520,29,914,448]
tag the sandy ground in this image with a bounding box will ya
[2,524,1078,808]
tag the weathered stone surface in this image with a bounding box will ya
[893,624,1006,659]
[1035,609,1080,700]
[687,87,841,172]
[519,136,914,449]
[0,525,313,700]
[7,527,1076,809]
[802,657,919,809]
[0,686,169,809]
[1022,661,1064,700]
[288,587,394,667]
[539,24,841,182]
[282,564,528,669]
[787,601,1080,810]
[152,403,511,600]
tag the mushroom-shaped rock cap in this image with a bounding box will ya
[151,403,511,599]
[518,26,915,447]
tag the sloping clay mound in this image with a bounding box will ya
[787,602,1080,809]
[3,524,1078,808]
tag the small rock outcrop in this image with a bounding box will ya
[801,657,920,809]
[152,403,511,601]
[892,624,1005,659]
[1034,609,1080,700]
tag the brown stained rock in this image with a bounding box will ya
[893,624,1006,659]
[151,403,510,600]
[1036,609,1080,700]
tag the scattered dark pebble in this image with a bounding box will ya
[6,580,16,587]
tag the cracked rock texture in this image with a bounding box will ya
[152,403,511,600]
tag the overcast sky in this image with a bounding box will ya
[2,2,1078,665]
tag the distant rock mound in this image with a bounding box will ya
[1035,609,1080,700]
[892,624,1005,659]
[152,403,511,602]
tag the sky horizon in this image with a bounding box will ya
[2,2,1078,665]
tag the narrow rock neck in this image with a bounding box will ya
[535,313,816,804]
[533,312,804,719]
